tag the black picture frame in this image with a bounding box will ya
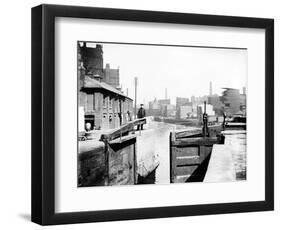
[31,4,274,225]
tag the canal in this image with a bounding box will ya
[136,118,247,184]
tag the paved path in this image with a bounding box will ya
[204,144,236,182]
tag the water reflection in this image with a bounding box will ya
[136,120,193,184]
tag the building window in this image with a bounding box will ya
[103,96,106,107]
[86,94,94,111]
[93,94,95,109]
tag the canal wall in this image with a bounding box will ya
[78,134,137,187]
[78,141,106,186]
[107,135,137,185]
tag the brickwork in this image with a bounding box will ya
[78,42,133,131]
[78,136,137,186]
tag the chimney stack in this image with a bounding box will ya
[209,81,213,96]
[242,86,246,95]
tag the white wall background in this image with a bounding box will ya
[0,0,279,229]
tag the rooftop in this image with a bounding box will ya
[82,76,132,100]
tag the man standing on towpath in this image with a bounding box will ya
[137,104,146,130]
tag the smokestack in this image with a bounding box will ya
[165,88,168,99]
[209,81,213,96]
[134,77,138,119]
[243,87,246,95]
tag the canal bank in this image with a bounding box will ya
[137,120,246,184]
[78,117,247,186]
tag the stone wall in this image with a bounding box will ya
[78,142,106,186]
[108,136,136,185]
[78,135,137,187]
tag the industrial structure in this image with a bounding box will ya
[147,83,246,121]
[220,88,246,116]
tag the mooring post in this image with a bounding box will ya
[222,111,226,130]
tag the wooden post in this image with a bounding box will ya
[134,77,138,120]
[133,142,138,184]
[103,138,110,186]
[169,132,176,183]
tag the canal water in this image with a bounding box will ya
[136,119,247,184]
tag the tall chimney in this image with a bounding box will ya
[209,81,213,96]
[243,86,246,95]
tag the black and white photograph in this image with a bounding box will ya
[77,41,247,187]
[29,3,274,226]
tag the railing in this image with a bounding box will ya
[100,118,146,142]
[97,118,146,185]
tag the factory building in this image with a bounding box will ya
[220,88,246,116]
[176,97,190,119]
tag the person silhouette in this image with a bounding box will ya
[137,104,146,130]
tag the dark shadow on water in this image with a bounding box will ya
[236,171,247,180]
[137,170,156,184]
[138,152,212,184]
[185,153,212,182]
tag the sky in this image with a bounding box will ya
[86,42,247,105]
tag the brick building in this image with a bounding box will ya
[79,42,104,78]
[176,97,190,119]
[197,104,215,122]
[79,76,133,130]
[104,64,120,88]
[208,94,224,115]
[179,105,193,119]
[78,42,120,89]
[148,98,161,116]
[78,42,133,130]
[148,98,174,117]
[220,88,246,116]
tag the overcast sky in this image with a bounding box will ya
[86,42,247,105]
